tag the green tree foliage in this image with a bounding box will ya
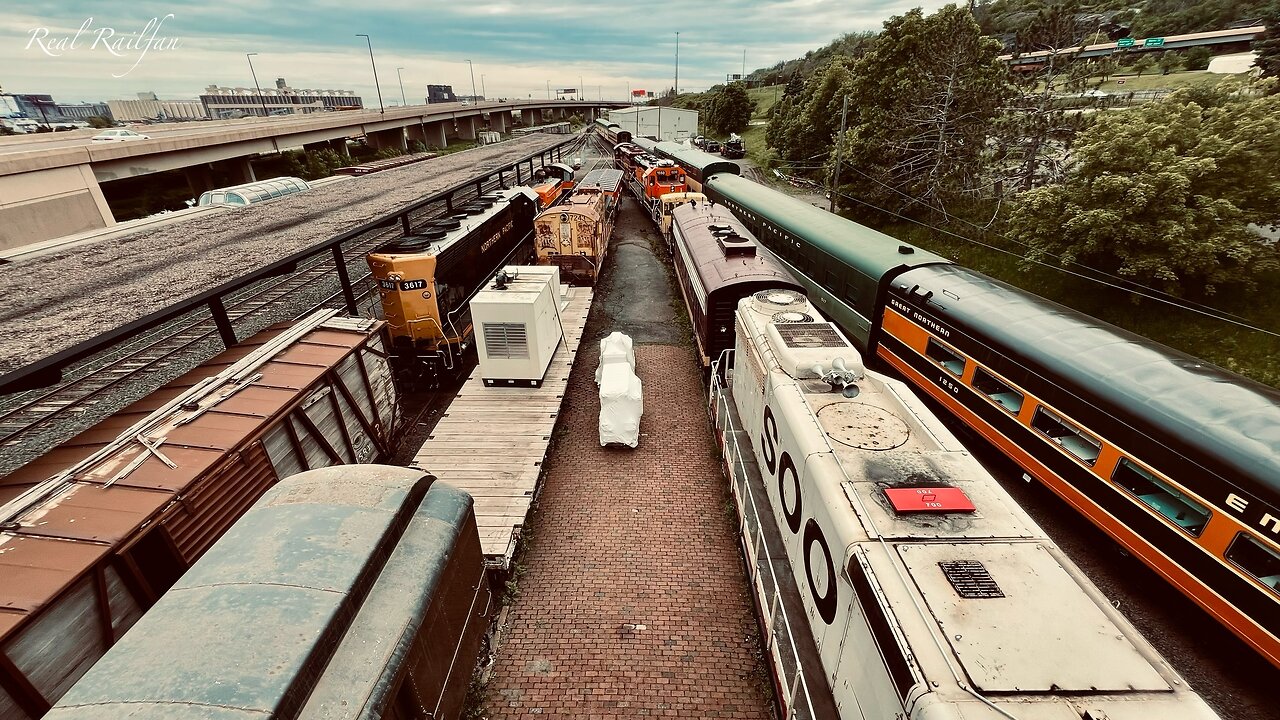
[998,2,1093,191]
[1007,85,1280,296]
[1256,4,1280,81]
[766,59,855,170]
[86,116,113,129]
[1158,50,1185,75]
[0,124,14,136]
[1184,46,1213,71]
[829,4,1012,214]
[1132,54,1157,77]
[703,82,755,135]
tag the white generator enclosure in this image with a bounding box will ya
[473,266,563,387]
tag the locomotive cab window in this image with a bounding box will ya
[1031,406,1100,465]
[973,367,1023,414]
[1113,458,1210,536]
[925,338,965,376]
[1225,533,1280,594]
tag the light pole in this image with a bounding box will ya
[578,75,583,100]
[245,53,269,117]
[675,32,680,96]
[396,67,407,106]
[546,81,550,99]
[481,74,486,100]
[355,34,384,114]
[465,60,477,103]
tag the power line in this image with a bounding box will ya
[821,185,1280,339]
[838,162,1261,326]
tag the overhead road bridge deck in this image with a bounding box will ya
[0,99,623,247]
[1000,25,1264,66]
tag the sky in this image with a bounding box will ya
[2,1,952,104]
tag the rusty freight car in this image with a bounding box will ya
[0,310,398,719]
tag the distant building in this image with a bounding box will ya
[3,94,58,123]
[427,85,457,104]
[199,78,362,118]
[607,106,698,142]
[107,98,206,122]
[56,102,113,121]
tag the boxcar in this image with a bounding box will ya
[669,201,803,367]
[44,465,491,720]
[0,313,398,719]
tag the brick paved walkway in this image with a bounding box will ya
[480,344,774,719]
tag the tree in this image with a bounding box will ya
[1158,51,1184,75]
[86,116,113,129]
[829,4,1011,214]
[1132,54,1157,77]
[1185,46,1212,71]
[997,2,1090,192]
[704,82,755,135]
[1256,4,1280,82]
[765,59,855,172]
[1006,85,1280,296]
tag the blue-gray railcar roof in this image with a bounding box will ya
[895,264,1280,499]
[44,467,470,720]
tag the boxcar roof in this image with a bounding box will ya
[0,316,380,642]
[894,263,1280,499]
[671,202,803,294]
[706,174,950,281]
[44,466,468,720]
[578,168,624,193]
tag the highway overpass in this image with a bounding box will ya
[0,98,622,250]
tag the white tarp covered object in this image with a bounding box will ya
[595,331,635,383]
[598,332,642,447]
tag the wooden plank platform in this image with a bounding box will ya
[412,286,592,564]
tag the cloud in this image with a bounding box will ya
[3,0,955,102]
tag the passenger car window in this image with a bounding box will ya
[1031,406,1100,465]
[925,338,965,376]
[1111,458,1210,536]
[1225,533,1280,594]
[973,367,1023,414]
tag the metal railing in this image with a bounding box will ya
[708,351,816,720]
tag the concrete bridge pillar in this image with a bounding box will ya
[183,164,216,198]
[305,138,349,157]
[522,109,537,126]
[489,111,509,134]
[455,115,477,141]
[366,127,407,152]
[214,157,255,185]
[425,121,448,148]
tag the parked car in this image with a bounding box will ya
[704,140,721,153]
[92,129,151,142]
[572,157,583,169]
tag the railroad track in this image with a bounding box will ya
[0,164,532,471]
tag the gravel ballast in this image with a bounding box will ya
[0,134,569,374]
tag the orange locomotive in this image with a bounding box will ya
[533,168,624,285]
[613,142,686,220]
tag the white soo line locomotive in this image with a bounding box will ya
[723,289,1219,720]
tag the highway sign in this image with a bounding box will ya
[1144,37,1166,47]
[1117,37,1135,47]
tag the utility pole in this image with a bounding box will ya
[246,53,269,117]
[356,34,384,114]
[675,32,680,96]
[466,60,477,103]
[742,49,746,80]
[828,95,848,213]
[396,67,407,106]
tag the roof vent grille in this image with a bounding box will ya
[772,311,815,324]
[939,560,1005,599]
[773,323,846,349]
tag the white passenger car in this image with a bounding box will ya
[91,129,151,142]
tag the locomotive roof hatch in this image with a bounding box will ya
[896,542,1172,693]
